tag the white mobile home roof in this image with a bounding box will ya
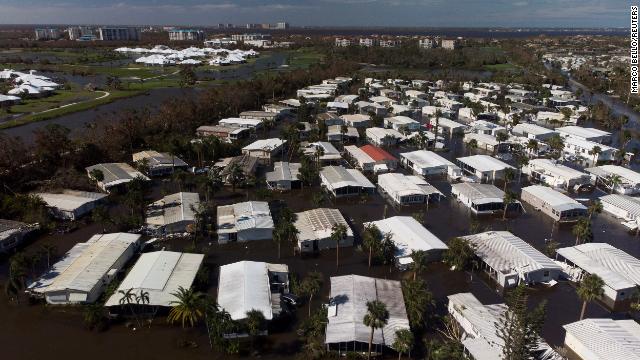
[217,201,274,234]
[461,231,561,275]
[512,123,556,137]
[105,251,204,307]
[586,165,640,185]
[600,194,640,218]
[400,150,457,169]
[451,183,504,205]
[325,275,410,346]
[219,117,263,128]
[345,145,374,165]
[132,150,188,168]
[431,117,467,130]
[242,138,285,151]
[266,162,301,183]
[557,126,611,140]
[86,163,150,188]
[557,243,640,291]
[366,216,447,260]
[35,190,107,213]
[146,192,200,227]
[321,166,375,190]
[28,233,140,294]
[294,208,352,243]
[521,185,587,212]
[218,261,277,320]
[563,319,640,360]
[456,155,513,172]
[527,159,588,182]
[378,173,443,198]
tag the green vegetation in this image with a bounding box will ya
[287,48,324,69]
[483,63,518,71]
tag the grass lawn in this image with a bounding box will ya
[287,49,324,69]
[9,90,103,114]
[483,63,519,71]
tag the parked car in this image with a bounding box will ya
[281,293,300,307]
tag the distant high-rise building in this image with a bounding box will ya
[34,28,61,41]
[276,22,290,30]
[379,39,401,48]
[441,39,459,50]
[231,33,272,42]
[335,38,351,47]
[98,27,140,41]
[168,29,205,41]
[67,26,95,41]
[359,38,378,47]
[418,38,436,49]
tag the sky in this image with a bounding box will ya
[0,0,633,28]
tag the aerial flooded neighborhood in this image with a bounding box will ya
[1,2,640,360]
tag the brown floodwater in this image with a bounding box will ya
[2,120,639,359]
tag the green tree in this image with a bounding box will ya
[503,190,517,220]
[179,66,197,87]
[497,285,548,360]
[572,217,593,245]
[587,200,603,220]
[402,278,434,331]
[577,274,604,320]
[392,328,414,360]
[331,223,348,269]
[227,163,244,193]
[298,156,319,186]
[300,271,324,317]
[245,309,266,352]
[167,286,205,328]
[443,237,476,271]
[363,300,390,360]
[362,223,382,269]
[83,303,109,331]
[410,250,428,281]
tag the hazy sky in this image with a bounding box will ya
[0,0,632,27]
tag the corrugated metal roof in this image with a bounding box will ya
[527,159,589,182]
[378,173,443,198]
[35,190,107,212]
[451,183,504,204]
[601,194,640,218]
[86,163,150,188]
[366,216,448,260]
[218,261,281,320]
[146,192,200,227]
[557,243,640,291]
[400,150,457,169]
[320,166,375,190]
[512,123,555,136]
[557,126,611,139]
[28,233,140,294]
[325,275,410,346]
[266,162,301,182]
[456,155,513,172]
[521,185,586,212]
[586,165,640,185]
[462,231,561,275]
[360,145,397,161]
[294,208,352,243]
[217,201,274,234]
[105,251,204,307]
[132,150,188,168]
[242,138,285,151]
[563,319,640,360]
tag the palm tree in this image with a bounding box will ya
[363,300,390,360]
[572,217,593,245]
[502,168,515,192]
[401,279,434,331]
[300,271,323,316]
[443,237,475,271]
[526,139,539,157]
[410,250,428,281]
[502,190,517,220]
[118,288,138,323]
[608,174,622,194]
[577,274,604,320]
[587,200,603,220]
[589,146,602,166]
[392,329,414,360]
[467,138,478,155]
[362,223,382,269]
[245,309,266,352]
[206,167,224,201]
[331,223,348,269]
[168,286,205,328]
[228,163,244,193]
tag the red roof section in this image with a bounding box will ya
[360,145,397,162]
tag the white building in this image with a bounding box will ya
[448,292,562,360]
[217,201,274,243]
[377,173,443,206]
[340,114,371,128]
[365,216,448,269]
[562,137,617,165]
[521,185,587,222]
[429,117,467,135]
[557,126,612,144]
[132,150,189,176]
[219,117,263,129]
[335,38,352,47]
[217,261,289,322]
[35,190,107,220]
[451,183,507,214]
[0,219,38,253]
[266,162,301,191]
[557,243,640,308]
[463,133,508,153]
[586,165,640,195]
[294,208,354,253]
[456,155,514,183]
[168,29,205,41]
[146,192,200,236]
[384,116,420,132]
[600,194,640,228]
[241,138,286,165]
[28,233,141,304]
[563,318,640,360]
[469,120,507,136]
[105,251,204,308]
[400,150,462,178]
[86,163,150,192]
[344,145,397,173]
[523,158,591,191]
[461,231,561,288]
[365,127,405,146]
[320,166,375,198]
[511,123,556,141]
[325,275,410,354]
